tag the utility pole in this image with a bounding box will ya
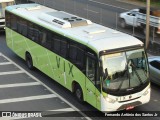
[145,0,150,49]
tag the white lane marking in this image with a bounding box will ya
[1,53,92,120]
[0,62,12,65]
[41,108,76,117]
[0,82,41,89]
[4,108,75,120]
[84,8,99,14]
[48,108,75,112]
[89,0,129,10]
[0,71,24,76]
[0,94,56,104]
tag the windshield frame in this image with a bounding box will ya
[99,46,150,96]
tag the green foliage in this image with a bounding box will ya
[137,0,160,8]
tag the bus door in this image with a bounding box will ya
[86,55,97,108]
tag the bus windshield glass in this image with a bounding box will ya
[0,1,14,18]
[101,49,149,93]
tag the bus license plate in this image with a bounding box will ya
[126,106,134,110]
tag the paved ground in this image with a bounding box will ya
[0,52,88,119]
[26,0,160,50]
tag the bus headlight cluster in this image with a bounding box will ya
[105,97,116,103]
[143,88,150,96]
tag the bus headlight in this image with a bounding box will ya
[143,88,150,96]
[105,97,116,103]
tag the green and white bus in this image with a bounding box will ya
[5,4,150,112]
[0,0,14,30]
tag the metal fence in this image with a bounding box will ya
[15,0,160,55]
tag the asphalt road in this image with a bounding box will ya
[0,0,160,119]
[31,0,142,35]
[32,0,160,45]
[0,33,89,119]
[0,31,160,119]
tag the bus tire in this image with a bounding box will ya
[26,52,34,70]
[74,84,84,103]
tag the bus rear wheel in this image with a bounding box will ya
[26,53,34,70]
[74,84,83,103]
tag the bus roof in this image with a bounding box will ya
[0,0,14,3]
[6,4,143,54]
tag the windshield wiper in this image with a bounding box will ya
[117,70,128,91]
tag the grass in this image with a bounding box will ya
[127,0,160,8]
[150,2,160,8]
[139,0,160,8]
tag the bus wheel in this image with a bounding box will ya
[26,53,34,70]
[75,84,83,103]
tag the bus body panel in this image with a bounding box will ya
[6,27,102,110]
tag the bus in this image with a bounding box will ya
[5,4,150,112]
[0,0,14,30]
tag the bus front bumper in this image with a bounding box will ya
[101,85,150,112]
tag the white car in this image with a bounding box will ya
[119,9,140,28]
[148,56,160,85]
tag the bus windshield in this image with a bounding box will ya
[101,49,149,94]
[0,1,14,18]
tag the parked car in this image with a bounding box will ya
[0,0,15,31]
[148,56,160,85]
[119,8,160,35]
[119,9,140,28]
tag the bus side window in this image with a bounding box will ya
[51,35,68,58]
[33,25,40,43]
[86,56,96,84]
[17,18,27,37]
[69,43,84,70]
[60,40,67,58]
[5,11,11,28]
[28,23,34,40]
[28,23,40,43]
[69,44,77,62]
[41,30,52,50]
[10,14,17,31]
[53,37,61,54]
